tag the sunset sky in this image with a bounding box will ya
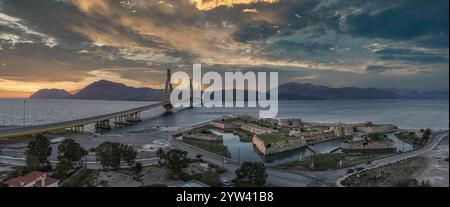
[0,0,448,98]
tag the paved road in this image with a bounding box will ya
[0,103,163,138]
[0,155,159,169]
[171,130,449,187]
[1,130,447,187]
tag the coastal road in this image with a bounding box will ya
[0,155,159,169]
[171,130,449,187]
[1,130,447,186]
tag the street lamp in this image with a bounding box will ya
[22,100,26,127]
[238,147,241,163]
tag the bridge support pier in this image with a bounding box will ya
[95,120,111,131]
[114,116,129,127]
[125,112,142,123]
[163,69,174,113]
[68,125,84,133]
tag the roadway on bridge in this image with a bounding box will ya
[0,103,163,138]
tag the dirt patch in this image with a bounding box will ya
[415,136,449,187]
[93,166,184,187]
[342,135,449,187]
[342,157,428,187]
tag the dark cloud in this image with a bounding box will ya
[0,0,448,91]
[375,48,448,64]
[269,40,333,53]
[366,65,397,73]
[341,0,448,46]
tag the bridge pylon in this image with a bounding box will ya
[163,69,174,112]
[189,78,194,108]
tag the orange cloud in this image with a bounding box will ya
[71,0,112,15]
[190,0,280,11]
[0,89,31,99]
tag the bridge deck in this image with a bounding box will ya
[0,102,163,138]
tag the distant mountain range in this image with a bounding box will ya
[30,80,448,101]
[277,82,448,100]
[31,80,163,101]
[30,89,72,99]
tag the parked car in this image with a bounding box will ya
[367,161,378,167]
[347,168,355,174]
[222,180,232,186]
[50,137,65,144]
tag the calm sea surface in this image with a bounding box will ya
[1,98,448,165]
[0,99,448,130]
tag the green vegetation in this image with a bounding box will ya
[198,172,223,187]
[259,132,300,144]
[94,142,138,169]
[55,159,74,179]
[345,133,389,144]
[233,162,267,187]
[95,142,122,169]
[121,144,138,166]
[114,166,144,182]
[182,139,231,158]
[58,138,88,163]
[280,153,394,171]
[25,135,52,171]
[190,125,216,134]
[396,132,420,148]
[5,166,32,180]
[341,157,430,187]
[159,149,189,179]
[233,129,254,142]
[181,171,223,187]
[158,149,226,186]
[62,168,97,187]
[396,129,431,148]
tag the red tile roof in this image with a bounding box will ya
[2,171,59,187]
[34,177,59,187]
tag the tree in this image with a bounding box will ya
[199,172,222,187]
[133,162,143,174]
[120,144,137,166]
[25,135,52,170]
[234,162,267,187]
[55,159,74,179]
[159,149,188,177]
[95,142,122,169]
[58,139,87,163]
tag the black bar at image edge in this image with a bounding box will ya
[0,187,448,206]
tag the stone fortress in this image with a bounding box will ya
[188,115,398,156]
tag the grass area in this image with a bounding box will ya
[345,133,390,144]
[395,132,424,148]
[251,121,278,130]
[279,153,395,171]
[259,132,301,144]
[341,157,430,187]
[207,124,234,133]
[180,171,223,187]
[232,129,254,142]
[61,168,98,187]
[182,139,231,158]
[189,125,216,134]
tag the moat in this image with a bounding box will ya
[179,115,415,166]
